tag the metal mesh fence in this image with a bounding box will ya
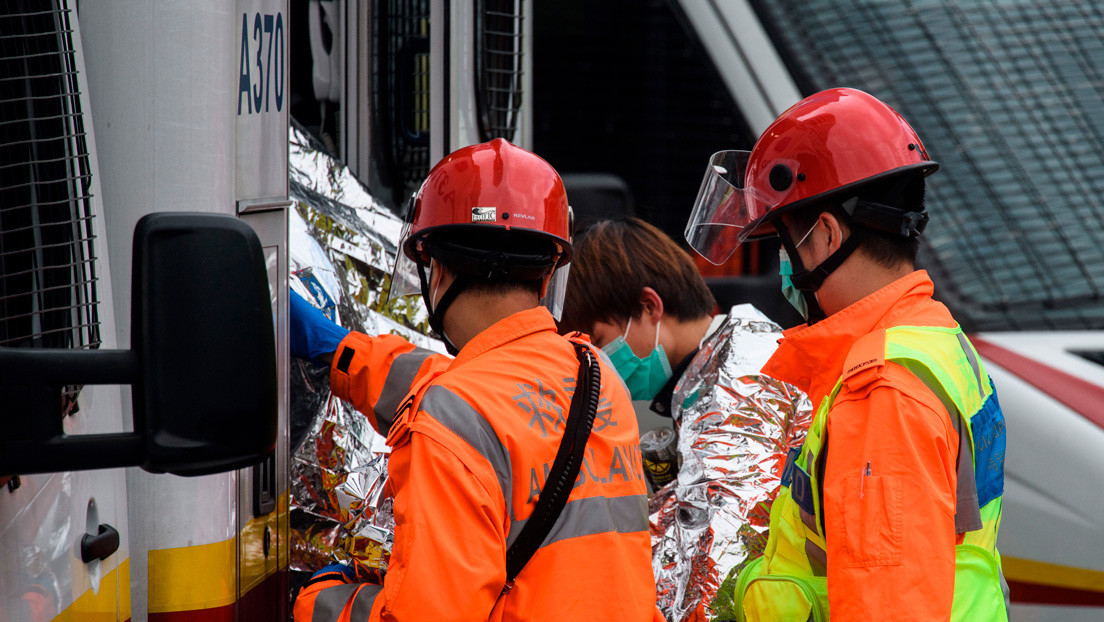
[476,0,524,142]
[752,0,1104,330]
[373,0,431,197]
[0,0,100,352]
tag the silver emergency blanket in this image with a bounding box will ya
[287,122,444,575]
[651,304,812,622]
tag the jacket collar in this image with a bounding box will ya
[450,306,557,368]
[763,270,938,405]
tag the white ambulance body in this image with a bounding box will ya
[0,0,525,619]
[0,1,291,619]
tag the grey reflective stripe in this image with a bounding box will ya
[420,385,513,518]
[505,494,648,549]
[1000,567,1011,618]
[311,583,383,622]
[376,347,436,435]
[349,584,383,618]
[953,332,985,532]
[957,332,985,394]
[953,413,982,532]
[312,583,359,622]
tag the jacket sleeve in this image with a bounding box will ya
[328,331,452,435]
[369,408,509,620]
[293,565,383,622]
[294,402,508,622]
[822,363,959,621]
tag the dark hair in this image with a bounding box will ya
[425,227,559,297]
[558,218,716,333]
[789,172,926,269]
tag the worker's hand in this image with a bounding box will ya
[290,289,350,366]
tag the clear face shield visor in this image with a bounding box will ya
[540,261,570,321]
[387,220,425,302]
[684,150,772,265]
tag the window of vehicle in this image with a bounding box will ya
[475,0,524,143]
[752,0,1104,330]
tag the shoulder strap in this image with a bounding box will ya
[503,341,602,590]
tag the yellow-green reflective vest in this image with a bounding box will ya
[733,325,1008,622]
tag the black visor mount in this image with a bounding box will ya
[842,197,928,238]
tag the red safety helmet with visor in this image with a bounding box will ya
[685,88,938,265]
[389,139,573,349]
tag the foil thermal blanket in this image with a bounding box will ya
[287,124,442,575]
[651,305,812,621]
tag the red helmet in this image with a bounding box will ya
[390,138,574,320]
[403,137,571,262]
[686,88,938,264]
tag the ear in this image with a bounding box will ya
[820,212,846,255]
[640,286,665,323]
[429,260,454,296]
[428,259,442,292]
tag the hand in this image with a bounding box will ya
[290,289,350,365]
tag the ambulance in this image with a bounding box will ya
[0,0,525,619]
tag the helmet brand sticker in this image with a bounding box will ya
[471,207,496,222]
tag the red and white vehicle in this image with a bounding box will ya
[668,1,1104,619]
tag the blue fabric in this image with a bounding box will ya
[290,289,350,364]
[313,562,356,583]
[971,382,1007,508]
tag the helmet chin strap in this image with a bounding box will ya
[417,259,469,356]
[776,218,869,325]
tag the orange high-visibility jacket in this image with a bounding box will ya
[762,271,963,621]
[294,307,661,622]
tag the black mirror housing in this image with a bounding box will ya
[0,212,277,477]
[132,213,277,474]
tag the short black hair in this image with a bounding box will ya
[424,227,561,297]
[789,171,926,269]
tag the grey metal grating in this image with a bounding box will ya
[373,0,430,195]
[752,0,1104,330]
[0,0,100,361]
[475,0,524,142]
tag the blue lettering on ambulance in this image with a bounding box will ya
[238,12,285,115]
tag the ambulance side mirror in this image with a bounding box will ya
[0,212,277,477]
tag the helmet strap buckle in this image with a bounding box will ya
[843,197,928,238]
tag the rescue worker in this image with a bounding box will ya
[684,88,1009,620]
[557,217,720,416]
[289,139,662,621]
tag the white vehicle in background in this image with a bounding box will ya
[669,1,1104,620]
[0,0,528,619]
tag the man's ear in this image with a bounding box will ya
[820,212,846,254]
[640,286,665,323]
[428,260,454,300]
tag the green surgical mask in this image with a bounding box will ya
[601,317,672,401]
[778,223,817,321]
[779,248,809,321]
